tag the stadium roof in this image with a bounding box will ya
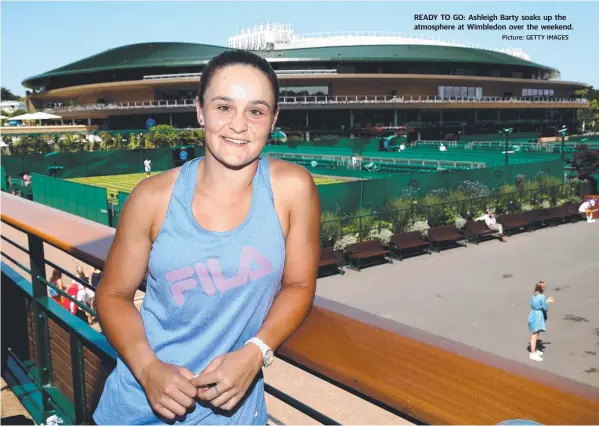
[22,42,557,88]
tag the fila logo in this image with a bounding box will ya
[166,246,273,305]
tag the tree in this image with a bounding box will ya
[6,109,27,118]
[1,87,22,101]
[567,145,599,191]
[576,87,599,132]
[57,134,86,152]
[99,131,118,151]
[126,133,144,150]
[173,129,205,146]
[10,136,52,155]
[146,125,178,148]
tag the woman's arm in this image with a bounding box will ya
[541,294,550,311]
[253,167,321,351]
[193,165,321,410]
[95,178,197,419]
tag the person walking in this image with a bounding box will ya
[528,281,555,362]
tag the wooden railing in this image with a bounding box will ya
[2,192,599,425]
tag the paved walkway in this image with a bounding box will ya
[316,220,599,388]
[1,377,34,425]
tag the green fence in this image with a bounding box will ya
[31,174,111,226]
[1,166,7,192]
[107,158,564,219]
[321,182,589,247]
[1,146,206,179]
[318,159,564,213]
[568,135,599,142]
[461,132,539,142]
[110,191,129,227]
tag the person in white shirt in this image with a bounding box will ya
[439,143,447,152]
[143,159,152,177]
[75,265,94,324]
[475,210,505,239]
[578,199,597,223]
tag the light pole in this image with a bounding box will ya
[500,127,513,167]
[558,125,568,162]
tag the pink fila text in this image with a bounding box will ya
[166,246,273,305]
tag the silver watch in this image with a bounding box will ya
[246,337,274,368]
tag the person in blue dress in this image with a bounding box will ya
[93,50,321,424]
[527,281,555,362]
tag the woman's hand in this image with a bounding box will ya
[547,297,555,303]
[139,358,198,420]
[191,345,263,411]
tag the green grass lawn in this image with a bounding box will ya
[68,172,345,199]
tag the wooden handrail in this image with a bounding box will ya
[2,192,599,424]
[1,192,113,269]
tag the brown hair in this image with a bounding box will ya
[76,265,87,280]
[197,50,279,112]
[534,281,546,293]
[50,268,62,283]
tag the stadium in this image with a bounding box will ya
[21,22,589,139]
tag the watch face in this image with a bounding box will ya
[264,350,274,367]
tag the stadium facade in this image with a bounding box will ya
[22,22,590,140]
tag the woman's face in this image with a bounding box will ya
[197,64,278,168]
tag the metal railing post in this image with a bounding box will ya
[28,234,55,416]
[70,332,88,424]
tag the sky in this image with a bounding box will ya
[1,1,598,96]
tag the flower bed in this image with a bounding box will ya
[321,178,586,250]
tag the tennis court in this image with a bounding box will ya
[68,172,346,199]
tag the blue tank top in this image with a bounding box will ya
[94,157,286,425]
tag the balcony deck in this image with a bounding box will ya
[41,95,589,119]
[2,192,599,425]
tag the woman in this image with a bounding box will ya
[93,50,320,424]
[48,269,63,305]
[527,281,555,362]
[60,275,87,323]
[75,265,93,324]
[578,198,597,223]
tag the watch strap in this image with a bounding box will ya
[245,337,272,366]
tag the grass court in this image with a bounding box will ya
[68,172,346,199]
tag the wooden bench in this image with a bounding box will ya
[536,205,580,227]
[388,231,431,260]
[427,225,466,252]
[344,239,391,271]
[498,212,533,235]
[522,210,547,230]
[539,205,568,225]
[464,220,498,243]
[318,247,344,277]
